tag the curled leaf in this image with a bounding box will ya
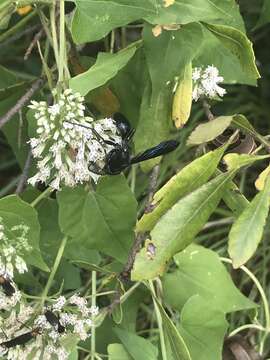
[255,164,270,191]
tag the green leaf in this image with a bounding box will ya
[108,344,132,360]
[187,116,233,145]
[134,80,171,172]
[113,327,158,360]
[57,175,137,263]
[223,153,270,171]
[178,295,228,360]
[0,65,18,89]
[71,0,156,43]
[202,23,260,81]
[163,244,255,313]
[143,22,203,99]
[69,43,139,96]
[132,171,235,280]
[0,195,48,272]
[155,300,191,360]
[137,145,226,232]
[228,176,270,268]
[222,179,249,217]
[146,0,244,30]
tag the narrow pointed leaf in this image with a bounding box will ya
[132,171,235,280]
[229,177,270,268]
[223,153,270,171]
[70,43,139,95]
[137,145,227,232]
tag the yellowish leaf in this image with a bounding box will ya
[152,25,163,37]
[255,164,270,190]
[163,0,175,7]
[17,5,32,15]
[172,62,192,128]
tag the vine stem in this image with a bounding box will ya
[30,187,52,207]
[91,271,97,360]
[229,324,266,338]
[220,257,270,354]
[40,236,67,308]
[149,281,168,360]
[49,3,59,70]
[58,0,65,83]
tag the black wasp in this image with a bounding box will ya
[44,310,65,333]
[0,274,16,297]
[1,328,40,348]
[67,112,180,175]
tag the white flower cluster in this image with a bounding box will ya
[28,88,121,190]
[0,294,99,359]
[192,65,226,101]
[35,294,98,342]
[0,217,31,277]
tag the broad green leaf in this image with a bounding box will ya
[134,80,171,172]
[143,22,203,99]
[178,295,228,360]
[187,116,233,145]
[132,171,235,280]
[0,2,15,30]
[137,145,226,232]
[0,195,48,271]
[228,177,270,268]
[57,175,137,262]
[113,327,158,360]
[71,0,156,43]
[194,28,257,85]
[146,0,244,31]
[255,0,270,29]
[163,244,254,313]
[223,153,270,171]
[172,62,192,128]
[255,164,270,191]
[202,23,260,81]
[70,42,139,96]
[155,300,191,360]
[108,344,132,360]
[232,114,270,149]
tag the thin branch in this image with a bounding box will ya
[24,28,45,60]
[202,99,215,121]
[0,78,45,129]
[15,150,32,194]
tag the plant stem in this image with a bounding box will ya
[40,235,67,308]
[50,3,59,70]
[91,271,97,360]
[31,187,52,207]
[229,324,266,337]
[149,281,168,360]
[58,0,65,83]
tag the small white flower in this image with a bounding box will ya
[89,305,99,316]
[52,296,66,312]
[192,65,226,101]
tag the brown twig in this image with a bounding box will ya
[24,28,45,60]
[202,99,215,121]
[0,78,45,129]
[15,151,32,194]
[120,164,161,281]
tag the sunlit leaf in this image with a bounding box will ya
[163,244,255,313]
[132,171,235,280]
[228,176,270,268]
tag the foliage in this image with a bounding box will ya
[0,0,270,359]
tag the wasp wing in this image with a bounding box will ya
[130,140,179,164]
